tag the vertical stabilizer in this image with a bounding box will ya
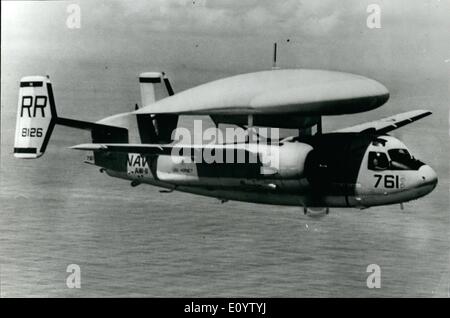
[139,72,174,107]
[136,72,177,143]
[14,76,56,158]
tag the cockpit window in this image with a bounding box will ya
[368,151,389,171]
[388,148,423,170]
[389,148,411,164]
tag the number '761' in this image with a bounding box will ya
[374,174,400,189]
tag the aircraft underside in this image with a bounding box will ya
[103,161,434,209]
[105,169,357,208]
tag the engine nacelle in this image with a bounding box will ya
[260,142,313,179]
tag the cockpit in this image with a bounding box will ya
[303,133,437,207]
[367,137,424,171]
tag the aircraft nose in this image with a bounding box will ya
[418,165,438,191]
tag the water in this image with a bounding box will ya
[0,150,448,297]
[1,108,449,297]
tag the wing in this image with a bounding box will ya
[335,109,432,134]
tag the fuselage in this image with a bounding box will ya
[13,72,436,210]
[92,133,437,208]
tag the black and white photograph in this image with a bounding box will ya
[0,0,449,303]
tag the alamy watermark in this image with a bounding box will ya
[366,264,381,288]
[170,120,281,173]
[66,4,81,29]
[66,264,81,289]
[366,4,382,29]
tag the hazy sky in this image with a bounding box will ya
[2,0,449,84]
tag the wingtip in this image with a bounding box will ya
[69,144,107,151]
[417,109,432,115]
[417,109,433,118]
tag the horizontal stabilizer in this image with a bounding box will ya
[55,117,127,132]
[70,143,164,154]
[70,143,262,158]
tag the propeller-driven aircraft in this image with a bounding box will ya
[14,51,438,215]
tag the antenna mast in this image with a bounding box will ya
[272,42,280,70]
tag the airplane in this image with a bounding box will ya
[13,61,438,215]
